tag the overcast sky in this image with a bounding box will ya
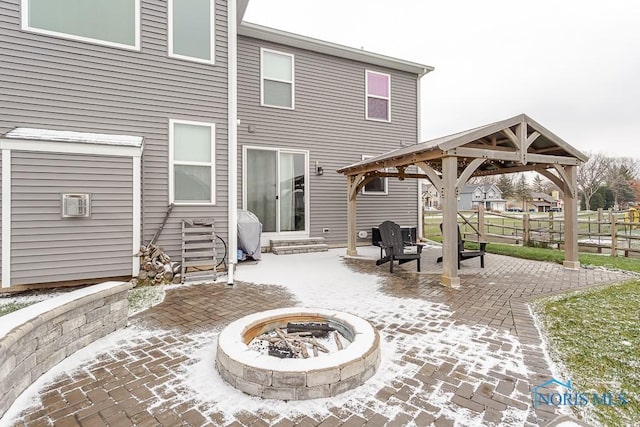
[244,1,640,159]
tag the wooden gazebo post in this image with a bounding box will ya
[562,165,580,269]
[346,175,358,256]
[441,156,460,288]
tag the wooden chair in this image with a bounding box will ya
[375,220,423,273]
[436,224,486,268]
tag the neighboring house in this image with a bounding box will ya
[0,0,432,289]
[458,184,506,212]
[421,181,440,210]
[529,192,561,212]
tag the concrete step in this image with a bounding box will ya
[270,237,326,248]
[271,243,329,255]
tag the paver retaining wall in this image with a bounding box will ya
[0,281,133,418]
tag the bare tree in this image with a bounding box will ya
[577,152,609,211]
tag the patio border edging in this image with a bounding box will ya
[0,281,133,419]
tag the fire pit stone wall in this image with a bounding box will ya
[216,308,381,400]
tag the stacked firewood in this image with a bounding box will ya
[134,243,181,286]
[256,323,346,359]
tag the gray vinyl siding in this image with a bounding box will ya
[10,152,132,285]
[0,151,2,282]
[238,36,419,245]
[0,0,229,270]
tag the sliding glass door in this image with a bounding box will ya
[245,148,308,234]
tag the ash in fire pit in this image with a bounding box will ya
[248,322,351,359]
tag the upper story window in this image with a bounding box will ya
[169,119,216,205]
[365,70,391,122]
[21,0,140,50]
[261,48,295,109]
[361,155,388,195]
[168,0,215,64]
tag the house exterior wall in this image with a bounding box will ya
[10,152,134,285]
[0,151,3,282]
[237,35,419,245]
[0,0,230,270]
[457,193,473,210]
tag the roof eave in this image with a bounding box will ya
[238,22,434,76]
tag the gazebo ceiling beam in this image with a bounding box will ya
[448,147,520,162]
[532,145,563,154]
[473,164,551,177]
[340,150,443,176]
[526,153,580,165]
[462,143,515,152]
[375,172,430,180]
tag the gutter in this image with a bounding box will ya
[239,22,434,76]
[227,0,238,284]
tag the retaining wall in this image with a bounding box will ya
[0,281,133,418]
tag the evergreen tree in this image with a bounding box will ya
[514,175,530,211]
[496,174,514,199]
[589,193,605,210]
[532,175,546,193]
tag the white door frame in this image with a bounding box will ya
[242,146,310,245]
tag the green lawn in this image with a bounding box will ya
[425,234,640,273]
[534,280,640,426]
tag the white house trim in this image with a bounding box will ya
[260,48,295,110]
[0,131,144,288]
[168,0,216,65]
[132,156,141,276]
[0,139,142,158]
[1,150,11,288]
[21,0,141,51]
[168,119,216,206]
[240,22,433,77]
[365,70,391,123]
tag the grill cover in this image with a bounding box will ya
[238,210,262,260]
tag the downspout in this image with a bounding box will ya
[416,75,423,240]
[227,0,238,284]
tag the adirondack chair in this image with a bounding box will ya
[436,224,486,268]
[375,220,423,273]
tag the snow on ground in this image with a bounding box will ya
[2,247,534,426]
[0,289,67,307]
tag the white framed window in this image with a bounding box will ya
[365,70,391,122]
[168,0,215,64]
[21,0,140,50]
[261,48,295,109]
[361,155,388,195]
[169,119,215,205]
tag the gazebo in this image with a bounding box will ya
[337,114,588,287]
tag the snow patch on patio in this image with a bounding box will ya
[2,248,534,426]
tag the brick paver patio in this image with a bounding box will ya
[5,247,631,427]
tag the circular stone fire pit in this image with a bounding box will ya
[216,308,380,400]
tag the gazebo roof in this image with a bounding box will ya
[339,113,584,288]
[337,114,588,177]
